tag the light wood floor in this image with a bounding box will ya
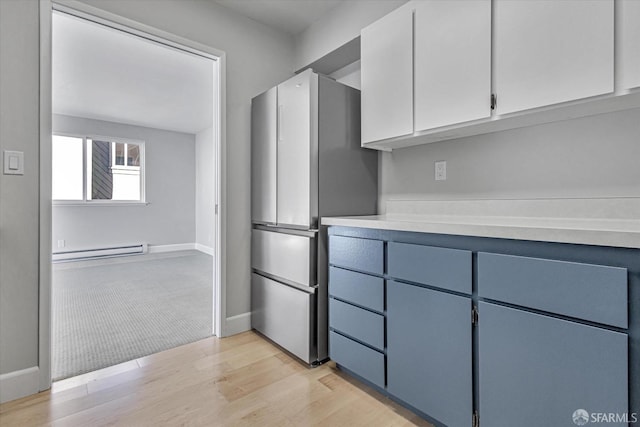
[0,331,433,426]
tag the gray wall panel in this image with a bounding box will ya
[0,0,40,375]
[52,115,197,252]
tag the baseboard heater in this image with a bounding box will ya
[52,243,148,262]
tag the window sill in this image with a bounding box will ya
[52,201,150,207]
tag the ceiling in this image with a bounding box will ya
[52,2,344,134]
[52,12,214,135]
[214,0,343,35]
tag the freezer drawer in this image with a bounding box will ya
[251,273,316,363]
[251,227,316,287]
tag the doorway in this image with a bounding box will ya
[40,1,225,386]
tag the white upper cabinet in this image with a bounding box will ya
[360,0,637,150]
[361,2,413,144]
[414,0,491,132]
[494,0,614,115]
[620,0,640,90]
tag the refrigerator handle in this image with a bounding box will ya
[278,105,283,142]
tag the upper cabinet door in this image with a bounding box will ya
[414,0,491,131]
[361,2,413,144]
[621,0,640,90]
[251,87,277,225]
[494,0,614,115]
[277,70,316,228]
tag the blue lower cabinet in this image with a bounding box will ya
[478,302,628,427]
[329,331,385,388]
[387,280,473,427]
[327,226,636,426]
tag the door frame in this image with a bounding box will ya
[38,0,227,390]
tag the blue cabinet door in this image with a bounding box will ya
[479,302,628,427]
[387,280,472,427]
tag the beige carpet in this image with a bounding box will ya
[52,250,213,381]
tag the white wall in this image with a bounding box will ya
[295,0,407,71]
[196,126,215,252]
[380,108,640,209]
[52,115,196,251]
[0,0,40,378]
[0,0,294,399]
[330,60,361,90]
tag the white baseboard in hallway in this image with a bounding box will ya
[147,243,196,253]
[195,244,214,256]
[0,366,40,404]
[224,312,251,337]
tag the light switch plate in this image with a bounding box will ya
[4,151,24,175]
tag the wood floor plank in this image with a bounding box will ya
[0,331,432,426]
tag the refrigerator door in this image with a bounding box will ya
[276,69,318,229]
[252,273,316,363]
[251,87,277,224]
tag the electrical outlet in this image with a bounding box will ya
[57,239,65,248]
[435,161,447,181]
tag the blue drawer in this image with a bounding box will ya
[329,298,384,351]
[329,266,384,313]
[388,242,472,294]
[329,235,383,275]
[330,331,385,389]
[478,252,628,328]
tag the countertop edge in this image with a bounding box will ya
[321,216,640,249]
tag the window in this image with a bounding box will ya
[52,134,145,203]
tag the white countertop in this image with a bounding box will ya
[322,199,640,249]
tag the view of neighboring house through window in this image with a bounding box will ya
[52,134,145,202]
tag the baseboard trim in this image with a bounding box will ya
[224,312,251,337]
[195,244,214,256]
[147,243,196,254]
[0,366,40,404]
